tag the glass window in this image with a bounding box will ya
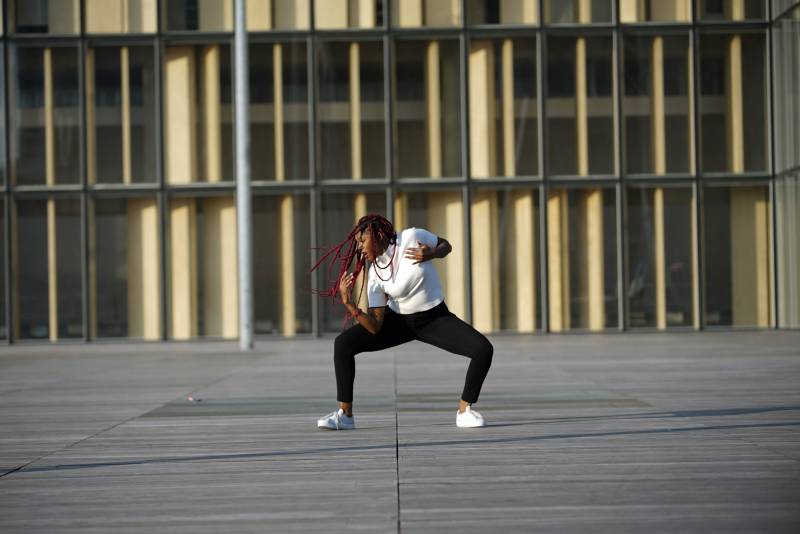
[319,192,387,332]
[167,195,238,339]
[86,0,157,33]
[544,0,611,23]
[163,0,232,31]
[247,0,309,30]
[626,186,694,328]
[250,41,309,182]
[394,189,468,320]
[773,8,800,174]
[253,194,312,335]
[92,197,161,339]
[164,44,233,184]
[469,38,538,178]
[698,0,765,20]
[546,187,618,331]
[11,0,80,34]
[471,187,541,333]
[318,40,385,180]
[704,185,771,327]
[0,44,5,186]
[623,33,692,175]
[315,0,381,29]
[699,32,767,174]
[775,174,800,329]
[0,201,5,339]
[11,46,81,186]
[620,0,690,22]
[15,198,83,340]
[394,39,462,179]
[546,35,614,176]
[392,0,461,27]
[88,46,157,184]
[467,0,538,25]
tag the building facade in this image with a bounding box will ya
[1,0,798,342]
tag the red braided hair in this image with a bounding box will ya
[311,214,397,321]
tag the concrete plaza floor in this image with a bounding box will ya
[0,331,799,533]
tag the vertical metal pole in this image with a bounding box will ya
[235,0,254,349]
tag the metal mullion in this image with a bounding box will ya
[3,27,10,342]
[767,7,779,329]
[384,11,395,222]
[390,27,462,39]
[614,0,627,330]
[6,34,82,44]
[313,29,385,40]
[79,0,89,341]
[460,0,473,325]
[12,185,84,194]
[691,0,705,330]
[309,0,320,338]
[468,26,543,39]
[537,0,550,331]
[85,34,159,46]
[247,30,312,41]
[161,31,233,42]
[773,1,800,21]
[3,193,10,343]
[156,0,168,341]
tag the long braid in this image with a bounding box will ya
[311,214,397,324]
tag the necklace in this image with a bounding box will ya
[372,243,396,282]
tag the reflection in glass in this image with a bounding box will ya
[86,0,157,33]
[392,0,461,27]
[248,0,310,30]
[88,46,157,184]
[776,175,800,328]
[467,0,538,25]
[546,187,618,331]
[546,35,614,176]
[773,8,800,174]
[92,197,161,339]
[316,0,381,28]
[623,34,691,175]
[699,32,767,173]
[15,198,83,340]
[470,188,540,333]
[253,194,311,335]
[395,40,462,178]
[320,192,386,332]
[164,44,233,183]
[545,0,611,23]
[11,46,81,186]
[469,39,538,178]
[164,0,232,31]
[620,0,690,22]
[250,41,309,181]
[0,201,5,338]
[0,44,5,185]
[12,0,80,34]
[704,185,770,327]
[394,190,467,320]
[168,196,238,339]
[318,40,385,180]
[698,0,765,20]
[627,187,694,328]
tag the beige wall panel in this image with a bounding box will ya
[425,0,460,25]
[652,0,689,21]
[691,188,700,329]
[44,48,55,186]
[575,38,589,176]
[49,0,80,33]
[547,190,570,331]
[730,187,770,327]
[352,0,376,28]
[394,193,408,231]
[127,198,161,340]
[246,0,272,30]
[280,195,296,336]
[651,37,666,175]
[121,47,133,184]
[619,0,643,22]
[86,0,124,32]
[203,197,239,338]
[131,0,158,32]
[353,194,369,311]
[393,0,423,26]
[198,0,232,30]
[47,199,58,342]
[203,45,222,183]
[726,34,745,173]
[428,192,465,319]
[350,42,362,179]
[169,198,198,339]
[507,191,536,332]
[577,0,592,22]
[583,189,605,331]
[501,39,515,177]
[273,43,285,181]
[425,41,442,177]
[654,188,667,329]
[471,191,499,332]
[500,0,537,23]
[316,0,349,28]
[86,49,97,184]
[275,0,309,28]
[469,41,497,179]
[165,47,198,184]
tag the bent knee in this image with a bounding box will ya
[473,339,493,366]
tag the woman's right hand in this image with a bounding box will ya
[339,272,355,304]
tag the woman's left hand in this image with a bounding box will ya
[405,241,433,264]
[339,272,354,303]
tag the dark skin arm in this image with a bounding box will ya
[404,237,451,264]
[339,272,386,334]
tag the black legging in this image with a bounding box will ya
[333,301,493,404]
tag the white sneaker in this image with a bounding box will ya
[317,408,355,430]
[456,406,486,428]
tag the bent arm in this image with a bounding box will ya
[342,302,386,335]
[433,237,452,259]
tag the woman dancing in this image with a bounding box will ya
[312,214,493,430]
